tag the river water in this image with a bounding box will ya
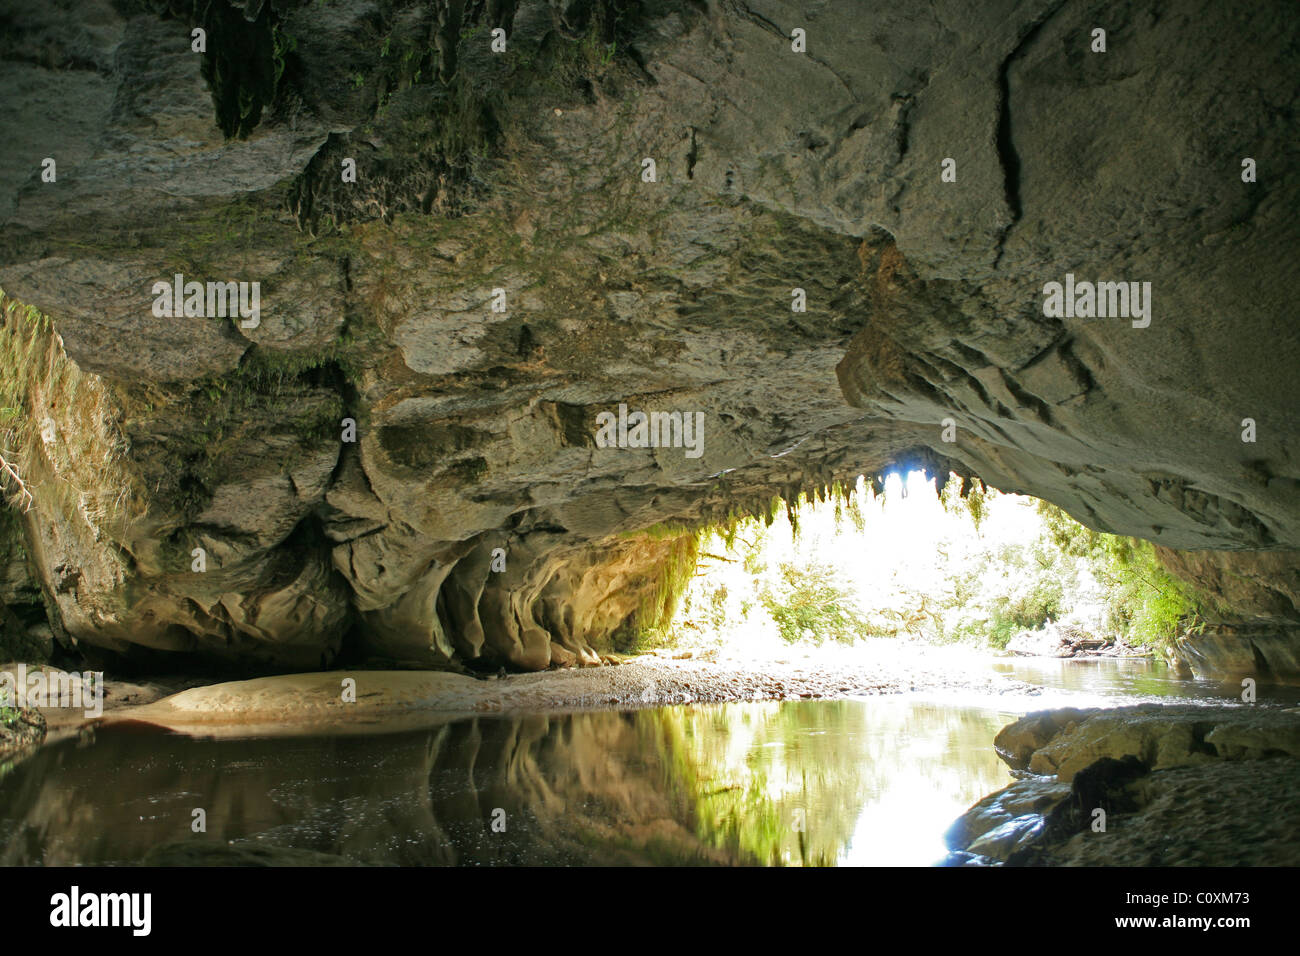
[1,657,1294,866]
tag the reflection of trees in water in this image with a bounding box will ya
[644,700,1010,865]
[0,701,1011,866]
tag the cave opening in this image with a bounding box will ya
[0,0,1297,886]
[645,470,1204,679]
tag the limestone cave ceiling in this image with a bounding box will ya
[0,0,1296,672]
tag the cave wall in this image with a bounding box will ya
[0,0,1296,673]
[1155,546,1300,680]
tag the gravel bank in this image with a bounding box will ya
[89,642,1038,735]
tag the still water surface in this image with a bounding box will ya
[1,658,1291,866]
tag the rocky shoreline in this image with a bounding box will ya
[943,704,1300,866]
[1004,621,1149,660]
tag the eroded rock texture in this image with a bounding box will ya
[947,705,1300,866]
[0,0,1296,672]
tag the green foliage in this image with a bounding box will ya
[624,472,1215,659]
[985,578,1064,648]
[623,532,700,650]
[759,560,868,645]
[509,7,629,95]
[938,473,990,531]
[0,290,135,524]
[832,486,866,534]
[645,705,856,866]
[937,535,1071,648]
[272,24,298,91]
[1034,500,1205,648]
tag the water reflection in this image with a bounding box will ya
[0,699,1013,866]
[989,656,1300,706]
[5,656,1289,866]
[650,699,1013,865]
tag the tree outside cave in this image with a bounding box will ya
[655,472,1207,660]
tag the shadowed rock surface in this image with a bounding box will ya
[946,703,1300,865]
[994,703,1300,780]
[0,0,1296,673]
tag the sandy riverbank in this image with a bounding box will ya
[13,641,1040,737]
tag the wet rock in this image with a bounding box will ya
[998,705,1300,781]
[1161,549,1300,681]
[993,707,1096,769]
[1203,718,1300,761]
[1173,628,1300,683]
[1043,709,1296,780]
[965,815,1046,862]
[1027,712,1216,780]
[119,670,488,731]
[943,776,1071,855]
[953,705,1300,865]
[953,754,1153,866]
